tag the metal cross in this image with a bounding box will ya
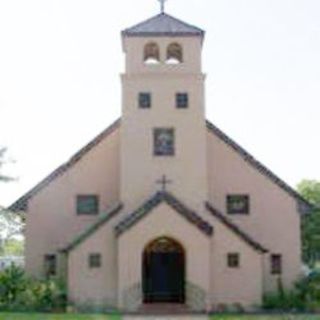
[158,0,167,13]
[156,175,172,192]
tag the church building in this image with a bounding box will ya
[10,5,311,312]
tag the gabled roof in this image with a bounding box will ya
[61,203,123,253]
[8,119,121,212]
[122,13,205,37]
[205,202,268,254]
[9,118,312,214]
[206,120,312,214]
[115,191,213,237]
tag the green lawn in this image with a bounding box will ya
[0,314,120,320]
[211,316,320,320]
[1,314,320,320]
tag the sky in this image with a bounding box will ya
[0,0,319,207]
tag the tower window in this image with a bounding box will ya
[144,42,160,64]
[227,195,250,215]
[139,92,151,109]
[176,93,189,109]
[76,195,99,215]
[271,254,282,275]
[227,253,240,268]
[166,43,183,64]
[154,128,175,156]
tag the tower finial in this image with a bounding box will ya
[158,0,167,13]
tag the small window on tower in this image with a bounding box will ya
[139,92,151,109]
[176,93,189,109]
[153,128,175,156]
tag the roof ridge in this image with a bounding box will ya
[9,118,312,215]
[122,12,204,37]
[122,13,163,34]
[61,202,123,253]
[8,119,121,212]
[206,120,312,213]
[205,202,268,254]
[115,191,213,237]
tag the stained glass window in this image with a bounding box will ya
[153,128,175,156]
[227,195,250,214]
[77,195,99,215]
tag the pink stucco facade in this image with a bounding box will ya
[11,11,309,313]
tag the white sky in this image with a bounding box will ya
[0,0,319,207]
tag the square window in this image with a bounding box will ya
[153,128,175,156]
[227,253,240,268]
[44,254,56,277]
[227,195,250,214]
[76,195,99,215]
[89,253,101,268]
[271,254,282,275]
[139,92,151,109]
[176,93,188,109]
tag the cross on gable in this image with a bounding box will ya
[158,0,168,13]
[156,175,172,192]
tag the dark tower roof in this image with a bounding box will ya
[122,13,205,37]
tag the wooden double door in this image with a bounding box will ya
[143,237,185,303]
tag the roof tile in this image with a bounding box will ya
[122,13,204,37]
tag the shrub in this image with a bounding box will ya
[0,265,27,306]
[263,274,320,312]
[0,265,66,312]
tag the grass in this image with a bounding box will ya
[211,316,320,320]
[0,314,120,320]
[1,315,320,320]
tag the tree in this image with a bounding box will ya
[0,147,14,182]
[0,147,23,255]
[0,207,23,256]
[297,180,320,267]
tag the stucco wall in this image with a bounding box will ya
[123,37,202,75]
[68,221,117,309]
[117,202,211,311]
[207,130,302,291]
[121,36,207,213]
[25,126,120,277]
[208,213,263,309]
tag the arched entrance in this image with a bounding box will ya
[142,237,185,303]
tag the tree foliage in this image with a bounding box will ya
[0,147,23,255]
[1,239,24,257]
[0,208,23,256]
[0,148,14,183]
[297,180,320,267]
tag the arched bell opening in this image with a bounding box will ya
[144,42,160,64]
[166,43,183,64]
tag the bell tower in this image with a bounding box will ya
[120,8,207,212]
